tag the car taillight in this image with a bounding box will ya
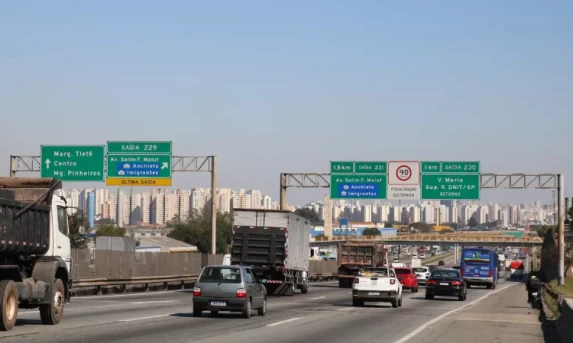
[193,287,201,297]
[390,279,396,284]
[489,270,492,277]
[427,280,437,285]
[452,281,462,286]
[460,269,464,277]
[237,288,247,298]
[354,278,359,284]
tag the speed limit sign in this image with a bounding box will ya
[396,165,412,181]
[388,161,420,186]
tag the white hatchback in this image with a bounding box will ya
[413,267,431,285]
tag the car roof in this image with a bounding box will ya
[431,268,459,272]
[204,265,243,269]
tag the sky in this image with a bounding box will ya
[1,1,572,206]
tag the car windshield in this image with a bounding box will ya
[199,267,242,283]
[431,270,460,279]
[413,268,427,273]
[394,269,410,275]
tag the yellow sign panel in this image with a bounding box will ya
[105,178,172,186]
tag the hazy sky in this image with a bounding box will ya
[1,1,572,205]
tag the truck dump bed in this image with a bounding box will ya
[231,209,310,271]
[0,177,61,256]
[338,242,385,267]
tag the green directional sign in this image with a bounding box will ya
[106,154,172,178]
[106,141,173,186]
[40,145,105,181]
[330,174,387,199]
[441,161,480,173]
[421,174,480,200]
[421,161,441,173]
[355,161,387,174]
[107,141,172,154]
[330,161,354,173]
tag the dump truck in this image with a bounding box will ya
[0,178,72,331]
[337,242,386,288]
[231,209,310,296]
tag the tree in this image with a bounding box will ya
[384,221,397,228]
[295,208,324,226]
[95,218,115,225]
[95,225,127,237]
[468,217,478,227]
[565,242,573,278]
[540,227,558,281]
[409,222,433,233]
[167,207,232,254]
[362,227,380,236]
[68,210,90,249]
[567,205,573,225]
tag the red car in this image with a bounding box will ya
[395,267,419,292]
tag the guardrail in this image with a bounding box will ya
[313,233,542,243]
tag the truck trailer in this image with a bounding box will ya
[231,209,310,296]
[337,242,386,288]
[0,177,72,331]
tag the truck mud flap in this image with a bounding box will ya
[263,282,295,296]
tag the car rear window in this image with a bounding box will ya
[394,268,411,275]
[413,268,427,273]
[431,270,460,279]
[199,267,242,283]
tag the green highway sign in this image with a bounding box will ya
[355,161,387,174]
[421,161,441,173]
[330,174,387,199]
[107,141,172,154]
[106,141,173,186]
[441,161,480,173]
[40,145,105,181]
[421,174,480,200]
[330,161,354,173]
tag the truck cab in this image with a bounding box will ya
[0,177,72,331]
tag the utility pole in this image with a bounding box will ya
[557,175,565,286]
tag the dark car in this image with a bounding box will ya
[438,260,445,266]
[425,268,467,301]
[193,265,267,318]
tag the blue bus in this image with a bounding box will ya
[460,247,499,289]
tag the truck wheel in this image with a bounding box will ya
[0,280,18,331]
[40,279,65,325]
[301,285,309,294]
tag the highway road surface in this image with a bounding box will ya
[1,276,554,343]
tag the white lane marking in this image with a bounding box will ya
[391,282,519,343]
[337,307,353,311]
[266,317,301,327]
[119,313,175,322]
[130,300,179,305]
[311,296,326,300]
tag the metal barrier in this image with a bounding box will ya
[71,250,340,292]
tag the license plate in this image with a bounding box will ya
[440,283,449,286]
[532,292,538,296]
[210,301,226,307]
[368,292,380,296]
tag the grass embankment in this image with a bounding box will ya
[548,276,573,297]
[542,276,573,320]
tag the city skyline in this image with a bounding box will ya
[61,186,560,229]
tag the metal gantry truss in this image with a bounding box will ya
[480,173,558,189]
[9,154,219,255]
[280,171,566,285]
[9,155,214,175]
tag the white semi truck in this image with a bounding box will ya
[231,209,310,295]
[0,178,72,331]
